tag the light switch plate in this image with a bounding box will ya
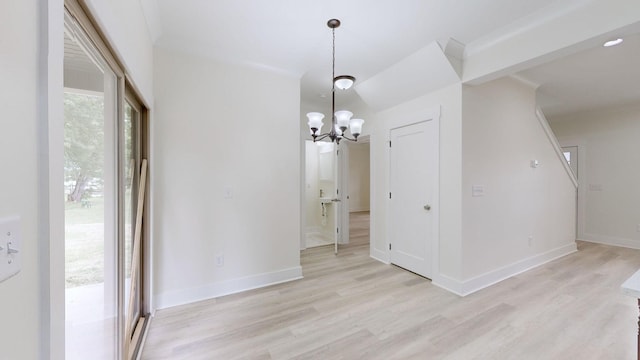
[0,216,21,283]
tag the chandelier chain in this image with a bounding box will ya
[332,28,336,92]
[331,27,336,128]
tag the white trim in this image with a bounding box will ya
[155,267,303,310]
[44,2,65,359]
[370,248,390,264]
[434,243,577,296]
[579,234,640,250]
[535,107,578,188]
[432,274,465,296]
[369,133,380,261]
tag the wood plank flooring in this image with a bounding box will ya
[143,217,640,359]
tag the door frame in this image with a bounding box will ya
[385,106,440,278]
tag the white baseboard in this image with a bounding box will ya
[370,247,389,264]
[579,233,640,250]
[432,274,465,296]
[155,266,303,310]
[433,242,577,297]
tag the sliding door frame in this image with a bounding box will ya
[63,1,151,359]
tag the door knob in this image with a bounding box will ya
[424,204,431,211]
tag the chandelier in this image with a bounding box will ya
[307,19,364,144]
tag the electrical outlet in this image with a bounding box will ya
[636,224,640,232]
[215,254,224,267]
[528,236,533,247]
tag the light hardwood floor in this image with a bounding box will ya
[143,216,640,359]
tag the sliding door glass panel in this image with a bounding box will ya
[64,18,118,360]
[123,100,142,335]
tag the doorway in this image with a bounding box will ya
[304,141,337,248]
[345,139,371,248]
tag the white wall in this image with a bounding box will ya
[348,142,370,212]
[0,0,41,358]
[370,83,464,282]
[550,103,640,248]
[84,0,154,105]
[153,47,301,308]
[304,141,320,232]
[460,77,576,292]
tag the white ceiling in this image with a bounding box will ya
[143,0,638,115]
[516,29,640,118]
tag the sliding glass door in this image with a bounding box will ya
[64,10,118,358]
[123,95,147,357]
[64,3,149,359]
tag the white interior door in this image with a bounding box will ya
[389,120,438,278]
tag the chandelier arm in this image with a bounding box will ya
[314,133,331,142]
[339,135,358,142]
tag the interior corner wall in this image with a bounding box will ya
[304,141,320,232]
[461,77,576,292]
[348,143,370,212]
[550,103,640,249]
[0,0,41,358]
[369,83,463,281]
[153,47,301,309]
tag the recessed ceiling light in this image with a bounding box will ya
[603,38,623,47]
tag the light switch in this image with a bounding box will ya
[0,216,21,283]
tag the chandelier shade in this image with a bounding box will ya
[306,112,325,135]
[349,118,364,137]
[306,19,363,144]
[334,110,353,130]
